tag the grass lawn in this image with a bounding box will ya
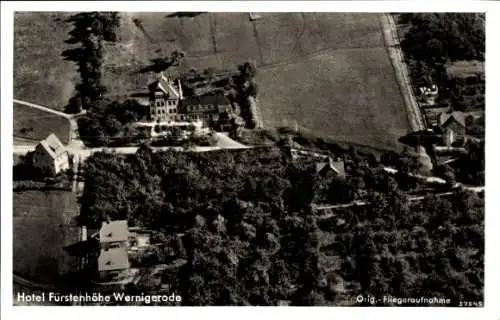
[14,12,79,111]
[13,102,71,145]
[257,47,409,150]
[13,190,79,284]
[101,12,409,150]
[445,60,484,79]
[16,12,410,150]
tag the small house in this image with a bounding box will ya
[315,157,346,180]
[438,111,466,146]
[97,220,130,280]
[100,220,129,246]
[98,246,130,280]
[32,134,69,175]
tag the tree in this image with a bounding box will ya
[105,115,123,136]
[247,81,258,97]
[64,12,121,110]
[441,164,456,186]
[170,50,185,66]
[238,61,257,81]
[204,68,216,85]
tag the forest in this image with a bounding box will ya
[80,145,484,306]
[399,13,485,113]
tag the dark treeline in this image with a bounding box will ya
[399,13,485,113]
[80,146,483,305]
[77,98,147,147]
[62,12,120,112]
[400,13,485,65]
[232,61,259,128]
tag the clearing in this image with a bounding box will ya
[445,60,484,79]
[257,48,408,149]
[15,12,410,150]
[104,12,409,149]
[13,102,71,145]
[13,190,79,284]
[14,12,78,111]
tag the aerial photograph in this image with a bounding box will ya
[12,12,484,306]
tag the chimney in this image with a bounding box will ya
[178,79,183,100]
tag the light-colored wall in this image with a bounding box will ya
[54,152,70,174]
[32,147,69,175]
[150,95,179,122]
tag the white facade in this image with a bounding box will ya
[32,134,70,175]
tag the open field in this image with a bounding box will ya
[446,60,484,79]
[15,12,410,150]
[101,13,386,92]
[257,47,409,150]
[102,12,409,149]
[13,102,71,145]
[14,12,78,110]
[13,190,79,283]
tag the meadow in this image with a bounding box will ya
[13,190,79,283]
[15,12,410,149]
[14,12,78,110]
[106,12,410,149]
[13,102,71,145]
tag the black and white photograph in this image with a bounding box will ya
[1,1,496,317]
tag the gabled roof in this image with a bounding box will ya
[98,246,130,271]
[150,72,181,99]
[316,157,345,178]
[99,220,129,243]
[37,134,66,159]
[439,111,466,128]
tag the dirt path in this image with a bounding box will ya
[379,14,426,132]
[13,99,71,119]
[314,187,483,220]
[13,99,86,147]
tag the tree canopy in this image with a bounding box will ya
[80,145,483,305]
[400,13,485,64]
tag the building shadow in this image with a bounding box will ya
[165,12,207,19]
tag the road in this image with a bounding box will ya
[14,99,72,119]
[382,167,447,184]
[314,187,483,220]
[380,14,426,132]
[14,132,252,163]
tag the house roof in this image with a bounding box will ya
[37,134,66,159]
[182,94,230,108]
[150,72,181,99]
[98,246,130,271]
[439,111,466,128]
[316,157,345,178]
[99,220,129,243]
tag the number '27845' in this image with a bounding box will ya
[459,301,483,307]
